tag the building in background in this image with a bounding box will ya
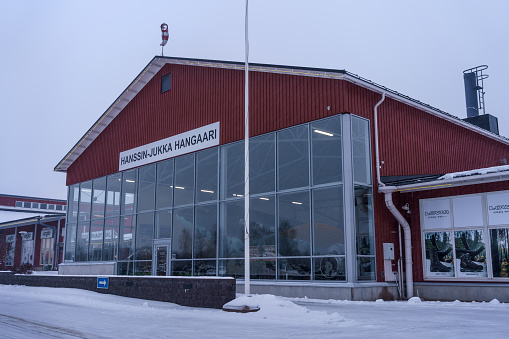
[0,194,66,271]
[54,56,509,301]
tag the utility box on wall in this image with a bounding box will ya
[383,243,395,260]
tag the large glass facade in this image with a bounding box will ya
[65,114,375,281]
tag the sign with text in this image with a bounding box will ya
[119,122,220,171]
[21,232,33,241]
[41,228,53,239]
[422,199,451,230]
[487,192,509,225]
[6,234,15,243]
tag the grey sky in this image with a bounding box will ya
[1,0,508,201]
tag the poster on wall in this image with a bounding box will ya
[422,199,451,230]
[454,230,487,278]
[487,192,509,226]
[424,232,454,277]
[489,228,509,278]
[452,195,483,228]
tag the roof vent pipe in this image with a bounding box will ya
[463,65,488,118]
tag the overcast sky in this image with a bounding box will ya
[1,0,508,202]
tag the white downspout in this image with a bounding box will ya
[373,92,414,298]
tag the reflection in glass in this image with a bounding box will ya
[76,221,90,262]
[156,159,173,209]
[313,256,346,281]
[79,181,92,221]
[194,204,217,258]
[64,223,77,261]
[88,219,104,261]
[155,245,169,276]
[251,258,276,279]
[196,148,218,202]
[174,154,194,206]
[490,228,509,278]
[278,258,311,280]
[311,117,342,185]
[219,200,244,258]
[117,261,134,276]
[250,196,275,258]
[220,141,244,199]
[156,209,172,239]
[194,260,217,276]
[357,257,376,281]
[278,125,309,190]
[134,261,152,276]
[136,212,154,260]
[172,207,193,259]
[68,185,79,223]
[172,260,192,276]
[313,186,344,256]
[278,191,310,256]
[121,170,137,214]
[103,217,119,261]
[352,116,371,185]
[138,164,156,212]
[218,259,244,278]
[106,173,121,217]
[91,177,106,220]
[250,134,275,194]
[119,215,136,260]
[355,187,374,255]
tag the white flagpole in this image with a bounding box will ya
[244,0,251,295]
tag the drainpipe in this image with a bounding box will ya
[373,92,414,298]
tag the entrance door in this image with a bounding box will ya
[152,240,171,276]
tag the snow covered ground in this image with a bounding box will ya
[0,285,507,338]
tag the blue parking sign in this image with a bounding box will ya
[97,277,109,289]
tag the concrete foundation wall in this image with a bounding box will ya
[59,262,116,275]
[0,272,235,309]
[414,282,509,302]
[237,282,401,301]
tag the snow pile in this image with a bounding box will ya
[439,165,509,180]
[407,297,422,303]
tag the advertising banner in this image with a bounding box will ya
[119,122,220,171]
[21,232,33,241]
[487,192,509,226]
[422,199,451,230]
[454,230,487,278]
[41,228,53,239]
[489,228,509,277]
[6,234,15,243]
[452,195,483,227]
[424,232,454,277]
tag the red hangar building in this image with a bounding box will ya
[54,56,509,301]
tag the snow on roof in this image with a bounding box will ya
[438,165,509,180]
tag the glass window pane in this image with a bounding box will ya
[194,204,217,258]
[65,223,77,261]
[138,164,156,212]
[352,116,371,185]
[311,117,342,185]
[313,186,344,256]
[119,215,136,260]
[454,230,487,277]
[172,260,192,276]
[172,207,193,259]
[156,209,172,239]
[218,259,244,279]
[251,258,276,279]
[194,260,217,276]
[219,200,244,258]
[89,219,103,261]
[196,148,218,203]
[117,262,134,275]
[490,228,509,278]
[76,221,90,262]
[68,185,79,223]
[92,177,106,220]
[156,159,174,209]
[250,133,275,194]
[314,256,346,281]
[136,212,154,260]
[277,125,309,190]
[250,195,276,258]
[278,191,310,256]
[78,181,92,222]
[357,257,376,281]
[278,258,311,280]
[174,154,195,206]
[106,173,121,217]
[121,170,137,214]
[355,186,375,256]
[220,141,244,199]
[103,217,119,261]
[135,261,152,276]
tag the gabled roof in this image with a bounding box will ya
[54,56,509,173]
